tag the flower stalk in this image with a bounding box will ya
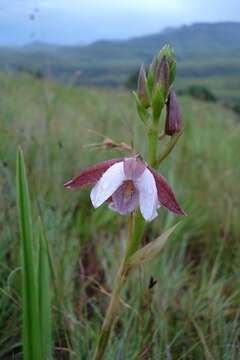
[93,262,126,360]
[125,210,145,261]
[65,44,185,360]
[93,47,179,359]
[148,122,160,168]
[93,214,134,360]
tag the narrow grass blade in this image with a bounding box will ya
[16,147,42,360]
[38,227,52,360]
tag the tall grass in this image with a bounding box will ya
[16,147,42,360]
[38,227,52,360]
[0,72,240,358]
[16,147,52,360]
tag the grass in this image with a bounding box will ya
[176,74,240,101]
[16,148,42,360]
[0,72,240,358]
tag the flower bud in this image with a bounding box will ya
[158,44,175,61]
[165,89,181,136]
[149,56,158,77]
[137,64,149,108]
[168,57,176,85]
[152,84,164,123]
[146,57,157,96]
[158,45,176,85]
[155,56,169,97]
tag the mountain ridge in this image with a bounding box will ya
[0,21,240,98]
[3,21,239,49]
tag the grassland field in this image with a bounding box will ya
[0,72,240,359]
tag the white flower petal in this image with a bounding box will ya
[135,168,159,221]
[90,162,126,208]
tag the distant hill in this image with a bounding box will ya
[0,22,240,98]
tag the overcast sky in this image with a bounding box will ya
[0,0,240,46]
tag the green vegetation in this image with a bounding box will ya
[1,22,240,100]
[0,72,240,358]
[179,85,217,102]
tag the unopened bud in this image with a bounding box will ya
[158,44,175,60]
[168,57,176,85]
[149,57,158,77]
[155,56,169,96]
[165,89,181,136]
[158,44,176,85]
[146,57,158,96]
[137,64,149,108]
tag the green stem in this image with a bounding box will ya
[125,210,145,263]
[93,214,135,360]
[147,123,159,167]
[94,93,165,359]
[93,260,127,360]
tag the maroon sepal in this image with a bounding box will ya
[149,167,186,216]
[64,158,123,189]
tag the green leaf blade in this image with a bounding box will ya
[16,147,42,360]
[38,228,52,360]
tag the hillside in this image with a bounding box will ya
[0,22,240,98]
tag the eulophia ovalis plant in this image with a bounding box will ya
[65,45,186,359]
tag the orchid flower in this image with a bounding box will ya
[64,156,185,221]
